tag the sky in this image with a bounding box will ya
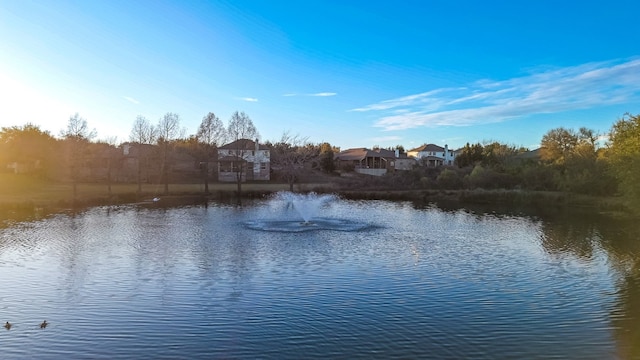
[1,0,639,151]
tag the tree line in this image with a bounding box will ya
[342,114,640,212]
[1,112,639,210]
[0,110,337,198]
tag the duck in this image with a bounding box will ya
[40,320,48,329]
[4,321,11,330]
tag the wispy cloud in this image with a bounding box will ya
[283,92,337,97]
[369,135,403,143]
[238,97,258,102]
[124,96,139,104]
[352,58,640,131]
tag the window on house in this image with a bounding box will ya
[260,162,267,170]
[220,162,241,172]
[219,162,232,172]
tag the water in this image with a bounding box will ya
[245,192,372,232]
[0,197,639,359]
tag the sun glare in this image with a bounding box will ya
[0,71,71,133]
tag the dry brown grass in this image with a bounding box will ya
[0,173,336,207]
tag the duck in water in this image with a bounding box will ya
[40,320,48,329]
[4,321,10,330]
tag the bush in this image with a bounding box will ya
[437,168,462,189]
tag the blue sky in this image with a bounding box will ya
[1,0,639,150]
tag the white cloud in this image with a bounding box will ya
[352,58,640,131]
[123,96,139,104]
[369,135,402,142]
[238,97,258,102]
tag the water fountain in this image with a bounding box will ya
[244,192,371,232]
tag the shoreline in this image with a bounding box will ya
[1,180,634,225]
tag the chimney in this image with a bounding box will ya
[255,138,259,155]
[395,149,400,158]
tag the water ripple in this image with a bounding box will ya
[0,200,635,359]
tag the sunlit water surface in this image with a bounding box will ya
[1,198,639,359]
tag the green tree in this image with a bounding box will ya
[540,127,578,165]
[437,168,462,189]
[607,113,640,210]
[318,142,336,173]
[482,142,521,170]
[0,123,57,178]
[455,142,484,168]
[538,126,613,194]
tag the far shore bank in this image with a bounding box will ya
[1,177,635,225]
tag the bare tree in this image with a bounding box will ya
[227,111,258,142]
[60,113,97,200]
[60,113,97,141]
[271,132,316,192]
[129,115,157,195]
[156,112,184,195]
[196,112,226,194]
[226,111,259,196]
[130,115,157,144]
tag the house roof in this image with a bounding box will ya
[408,143,445,152]
[335,148,398,161]
[219,138,269,151]
[335,148,368,161]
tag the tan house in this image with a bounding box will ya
[217,139,270,182]
[335,148,415,176]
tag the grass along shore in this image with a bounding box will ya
[0,174,331,206]
[0,173,337,221]
[0,173,633,223]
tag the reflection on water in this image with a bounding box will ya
[0,199,639,359]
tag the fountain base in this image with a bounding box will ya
[245,217,371,232]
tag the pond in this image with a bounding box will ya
[1,194,639,359]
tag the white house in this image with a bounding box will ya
[217,138,270,182]
[407,144,456,167]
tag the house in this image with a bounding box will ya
[407,144,456,167]
[393,150,417,171]
[118,142,158,183]
[6,160,41,174]
[335,148,416,176]
[217,138,270,182]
